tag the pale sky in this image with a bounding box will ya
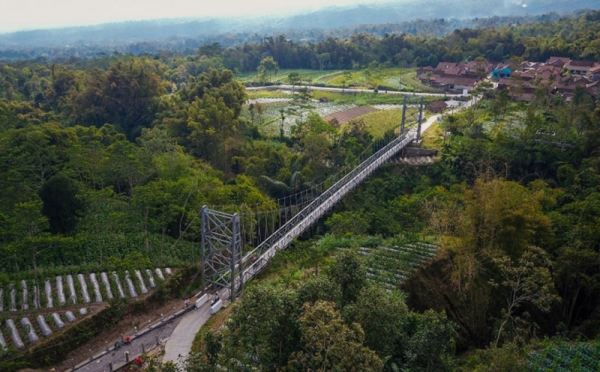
[0,0,393,33]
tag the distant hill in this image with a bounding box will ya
[273,0,598,30]
[0,0,598,57]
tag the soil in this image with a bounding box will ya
[323,106,378,125]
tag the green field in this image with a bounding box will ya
[236,69,341,84]
[397,71,444,93]
[420,121,446,150]
[341,107,429,138]
[341,109,404,138]
[238,68,443,93]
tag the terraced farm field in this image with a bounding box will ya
[351,242,439,290]
[236,69,343,85]
[528,342,600,372]
[0,268,172,351]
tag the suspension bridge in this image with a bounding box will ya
[162,95,442,363]
[200,95,436,301]
[0,95,469,371]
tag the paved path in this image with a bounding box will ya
[75,316,182,372]
[162,301,212,364]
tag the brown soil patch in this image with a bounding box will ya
[324,106,378,125]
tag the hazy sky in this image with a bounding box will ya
[0,0,393,33]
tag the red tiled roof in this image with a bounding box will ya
[547,56,570,66]
[567,60,595,67]
[427,101,447,109]
[515,71,536,80]
[453,77,477,87]
[431,76,456,85]
[443,67,463,76]
[536,65,560,73]
[436,62,458,70]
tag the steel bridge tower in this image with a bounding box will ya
[201,206,243,301]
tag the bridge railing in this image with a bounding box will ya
[239,128,418,275]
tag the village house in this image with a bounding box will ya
[416,61,492,93]
[587,81,599,101]
[417,56,599,103]
[565,60,597,76]
[546,56,571,68]
[497,75,537,102]
[588,66,600,81]
[426,101,448,113]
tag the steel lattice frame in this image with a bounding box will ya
[201,206,243,301]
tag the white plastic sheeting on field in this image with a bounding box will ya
[52,313,65,328]
[124,271,138,298]
[6,319,24,348]
[145,269,156,288]
[36,315,52,337]
[65,311,76,322]
[100,272,113,300]
[135,270,148,294]
[21,317,39,343]
[77,274,91,303]
[89,273,103,303]
[67,275,77,304]
[56,276,66,305]
[112,272,125,298]
[45,280,53,308]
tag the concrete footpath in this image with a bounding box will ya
[74,316,182,372]
[162,301,212,364]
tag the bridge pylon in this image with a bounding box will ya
[201,206,243,301]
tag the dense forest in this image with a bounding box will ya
[1,8,600,371]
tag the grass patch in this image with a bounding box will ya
[342,108,424,138]
[398,71,443,93]
[421,122,446,151]
[237,69,343,84]
[314,71,347,84]
[310,91,345,101]
[191,304,234,353]
[334,92,407,105]
[246,90,293,99]
[342,109,403,138]
[239,68,443,93]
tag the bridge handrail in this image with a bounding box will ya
[242,128,417,265]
